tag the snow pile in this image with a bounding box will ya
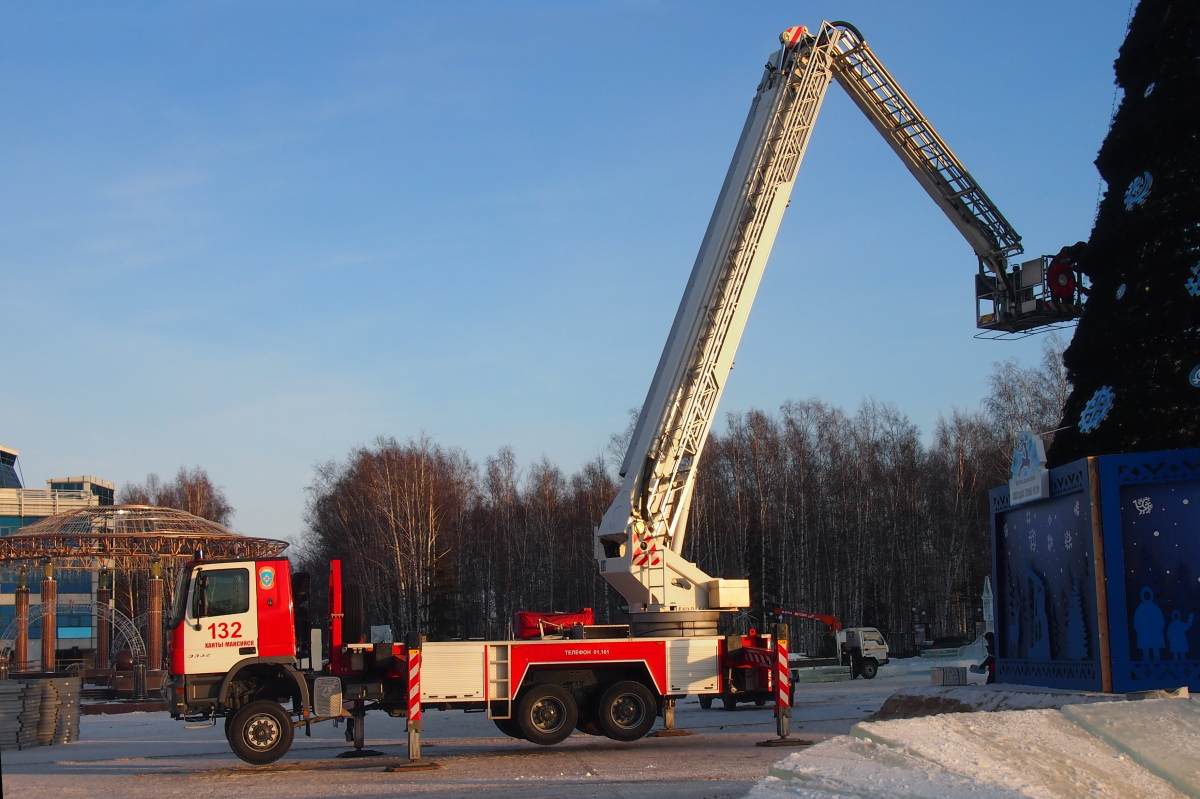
[753,697,1198,798]
[872,683,1124,720]
[1062,699,1200,796]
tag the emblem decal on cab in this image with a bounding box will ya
[259,566,275,590]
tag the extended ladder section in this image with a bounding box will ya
[824,22,1068,335]
[595,24,846,624]
[596,21,1064,625]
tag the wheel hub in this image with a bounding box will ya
[531,698,565,732]
[612,695,644,728]
[246,715,281,749]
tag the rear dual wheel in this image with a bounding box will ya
[516,684,578,745]
[493,716,524,739]
[595,681,656,742]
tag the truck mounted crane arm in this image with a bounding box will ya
[774,607,843,633]
[596,22,1063,634]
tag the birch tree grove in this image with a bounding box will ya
[299,351,1062,650]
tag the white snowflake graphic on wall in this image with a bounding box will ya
[1074,500,1081,517]
[1025,510,1032,524]
[1003,523,1009,539]
[1065,530,1074,550]
[1047,534,1055,552]
[1028,530,1037,552]
[1133,497,1154,515]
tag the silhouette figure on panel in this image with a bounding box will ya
[1167,610,1193,661]
[1133,587,1165,660]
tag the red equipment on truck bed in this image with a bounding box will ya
[513,608,595,640]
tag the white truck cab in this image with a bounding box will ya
[839,627,889,679]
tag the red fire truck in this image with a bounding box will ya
[168,20,1039,764]
[168,558,783,763]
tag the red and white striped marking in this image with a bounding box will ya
[741,648,774,669]
[776,639,790,710]
[779,26,807,49]
[631,534,661,567]
[407,649,421,726]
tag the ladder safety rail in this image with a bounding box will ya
[825,21,1025,326]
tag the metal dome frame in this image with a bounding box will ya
[0,505,288,569]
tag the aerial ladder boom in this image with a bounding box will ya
[596,22,1055,634]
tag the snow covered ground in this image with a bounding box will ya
[0,676,923,799]
[754,695,1199,798]
[3,676,1197,798]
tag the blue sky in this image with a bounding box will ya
[3,1,1132,543]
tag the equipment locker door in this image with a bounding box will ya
[180,562,259,674]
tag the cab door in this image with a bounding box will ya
[180,561,259,675]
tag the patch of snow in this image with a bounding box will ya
[1062,697,1200,796]
[756,699,1196,798]
[872,683,1124,720]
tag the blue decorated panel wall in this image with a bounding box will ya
[1100,450,1200,693]
[991,447,1200,694]
[992,459,1103,689]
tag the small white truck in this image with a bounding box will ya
[838,627,890,679]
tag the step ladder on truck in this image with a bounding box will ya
[166,21,1075,764]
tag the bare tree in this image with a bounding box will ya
[983,333,1070,451]
[118,466,234,526]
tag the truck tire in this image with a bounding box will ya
[576,717,602,736]
[596,681,656,742]
[860,659,878,679]
[516,684,577,746]
[754,697,767,707]
[698,695,713,710]
[493,716,523,739]
[227,700,294,765]
[721,694,737,711]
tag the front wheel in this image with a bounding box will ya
[227,700,294,765]
[596,681,657,742]
[860,659,878,679]
[516,685,578,746]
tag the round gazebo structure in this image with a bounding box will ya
[0,505,288,568]
[0,505,288,679]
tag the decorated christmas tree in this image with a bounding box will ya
[1048,0,1200,465]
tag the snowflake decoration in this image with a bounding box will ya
[1124,171,1153,210]
[1047,534,1055,552]
[1003,523,1009,539]
[1116,283,1127,300]
[1028,530,1037,552]
[1134,496,1154,515]
[1074,500,1081,517]
[1078,385,1115,433]
[1025,510,1032,524]
[1064,530,1074,550]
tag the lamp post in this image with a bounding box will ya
[41,561,57,673]
[97,567,112,669]
[14,568,29,671]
